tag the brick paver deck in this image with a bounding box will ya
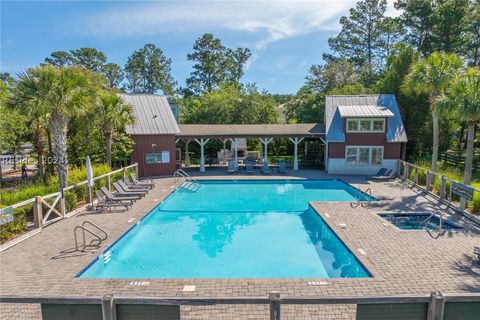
[1,170,479,319]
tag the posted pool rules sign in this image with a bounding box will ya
[0,206,14,225]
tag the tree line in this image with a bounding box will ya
[1,0,479,188]
[286,0,479,184]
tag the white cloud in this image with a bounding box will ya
[83,0,355,50]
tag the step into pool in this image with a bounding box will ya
[78,180,372,279]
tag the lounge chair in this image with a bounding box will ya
[113,182,145,198]
[101,186,137,204]
[474,247,480,261]
[118,180,149,194]
[278,160,287,174]
[261,161,271,175]
[227,161,237,174]
[245,162,254,174]
[124,175,151,190]
[95,190,130,212]
[371,169,395,181]
[129,173,155,189]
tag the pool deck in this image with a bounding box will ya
[1,169,479,319]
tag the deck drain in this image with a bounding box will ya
[130,281,150,286]
[357,248,367,255]
[183,285,196,292]
[127,218,136,223]
[308,281,328,286]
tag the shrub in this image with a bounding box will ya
[64,191,78,212]
[469,193,480,214]
[0,207,28,243]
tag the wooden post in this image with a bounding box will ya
[269,291,281,320]
[440,176,446,200]
[122,167,126,181]
[195,138,209,172]
[106,175,111,191]
[101,294,116,320]
[460,197,467,211]
[259,138,273,164]
[414,167,418,185]
[427,292,445,320]
[425,171,431,192]
[185,139,191,166]
[134,163,139,178]
[33,196,43,229]
[403,163,409,181]
[289,137,304,171]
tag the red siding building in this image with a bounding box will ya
[324,95,407,175]
[120,94,180,177]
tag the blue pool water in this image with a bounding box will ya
[79,180,371,279]
[379,213,461,231]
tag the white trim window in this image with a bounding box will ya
[345,146,383,166]
[346,118,385,133]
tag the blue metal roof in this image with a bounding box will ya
[325,94,407,143]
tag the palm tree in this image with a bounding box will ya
[402,52,462,172]
[96,93,134,167]
[14,65,99,187]
[437,68,480,184]
[9,72,50,184]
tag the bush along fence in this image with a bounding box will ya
[0,164,138,251]
[398,160,480,218]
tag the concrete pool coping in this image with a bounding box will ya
[1,170,480,319]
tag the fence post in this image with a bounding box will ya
[106,175,111,191]
[460,197,467,211]
[414,167,418,185]
[440,176,446,200]
[269,291,281,320]
[33,196,43,229]
[403,163,409,181]
[425,171,431,192]
[427,291,445,320]
[122,167,127,182]
[134,164,139,178]
[102,294,116,320]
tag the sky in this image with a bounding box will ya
[1,0,399,94]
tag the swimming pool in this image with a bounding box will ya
[379,213,461,231]
[79,180,371,279]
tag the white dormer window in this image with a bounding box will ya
[346,118,385,133]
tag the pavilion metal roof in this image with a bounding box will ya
[177,123,325,139]
[120,93,180,135]
[325,95,407,143]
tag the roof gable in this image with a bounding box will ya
[325,94,407,143]
[120,94,180,135]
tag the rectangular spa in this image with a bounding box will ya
[379,213,462,231]
[78,180,372,279]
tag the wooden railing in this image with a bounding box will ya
[1,291,479,320]
[0,164,138,252]
[398,160,479,222]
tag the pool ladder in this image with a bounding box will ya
[422,211,445,239]
[350,187,372,208]
[74,221,108,252]
[173,169,200,190]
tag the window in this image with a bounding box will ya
[347,120,359,131]
[345,146,383,166]
[145,151,171,164]
[373,120,385,131]
[346,147,358,165]
[346,118,385,132]
[371,147,383,165]
[358,148,370,165]
[360,120,371,131]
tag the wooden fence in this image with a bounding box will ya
[0,164,138,252]
[398,161,480,221]
[439,152,480,171]
[1,291,479,320]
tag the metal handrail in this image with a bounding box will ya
[74,221,108,252]
[422,211,444,239]
[173,169,199,185]
[361,188,372,207]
